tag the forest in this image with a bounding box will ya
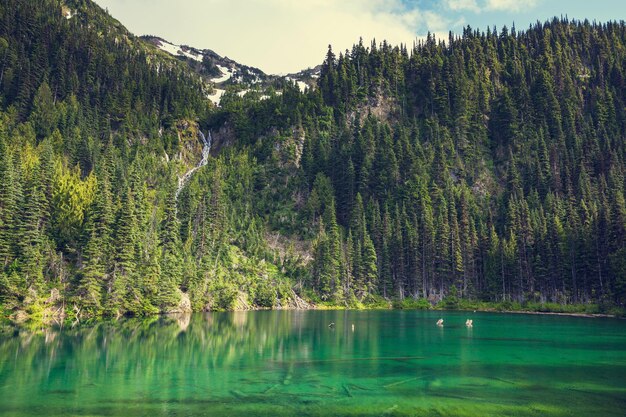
[0,0,624,322]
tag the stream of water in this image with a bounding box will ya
[175,130,211,200]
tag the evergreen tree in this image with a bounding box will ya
[159,185,183,310]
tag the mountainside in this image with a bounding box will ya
[0,0,306,322]
[199,19,626,311]
[0,0,624,323]
[140,35,314,106]
[142,36,267,83]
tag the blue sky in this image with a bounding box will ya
[94,0,625,74]
[407,0,623,32]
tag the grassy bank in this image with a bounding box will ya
[3,296,624,328]
[311,292,625,317]
[390,297,625,317]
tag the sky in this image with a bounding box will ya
[93,0,625,74]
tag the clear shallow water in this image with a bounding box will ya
[0,310,625,416]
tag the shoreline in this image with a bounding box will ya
[484,309,619,319]
[309,306,621,319]
[2,302,623,328]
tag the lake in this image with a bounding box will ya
[0,310,625,416]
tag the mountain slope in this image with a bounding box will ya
[206,21,626,310]
[0,0,304,322]
[142,35,268,85]
[0,0,624,323]
[140,35,314,105]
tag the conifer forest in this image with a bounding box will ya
[0,0,625,321]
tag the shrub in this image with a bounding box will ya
[254,282,277,308]
[362,294,391,309]
[393,298,431,310]
[214,284,238,311]
[0,304,9,325]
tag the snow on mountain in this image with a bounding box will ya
[212,65,233,83]
[142,36,318,107]
[207,89,226,105]
[153,38,202,62]
[285,77,308,92]
[296,81,308,92]
[143,36,266,86]
[181,48,203,62]
[287,65,322,82]
[155,39,178,55]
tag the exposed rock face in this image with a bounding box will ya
[348,88,399,125]
[210,123,237,154]
[175,120,203,168]
[164,290,192,314]
[177,291,193,313]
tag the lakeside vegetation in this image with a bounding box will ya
[310,294,625,317]
[0,0,625,324]
[2,297,621,331]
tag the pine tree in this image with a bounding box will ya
[105,185,137,316]
[324,199,343,301]
[361,231,378,297]
[0,137,17,267]
[19,163,46,291]
[159,184,182,310]
[78,229,104,315]
[30,81,57,138]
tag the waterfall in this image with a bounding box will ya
[175,130,212,200]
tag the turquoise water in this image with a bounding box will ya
[0,310,625,416]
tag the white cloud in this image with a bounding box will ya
[447,0,541,14]
[484,0,540,12]
[95,0,451,74]
[446,0,481,13]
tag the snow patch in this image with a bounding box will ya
[156,40,202,62]
[211,65,233,83]
[157,40,181,56]
[207,89,225,105]
[181,47,202,62]
[296,81,308,92]
[285,77,308,92]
